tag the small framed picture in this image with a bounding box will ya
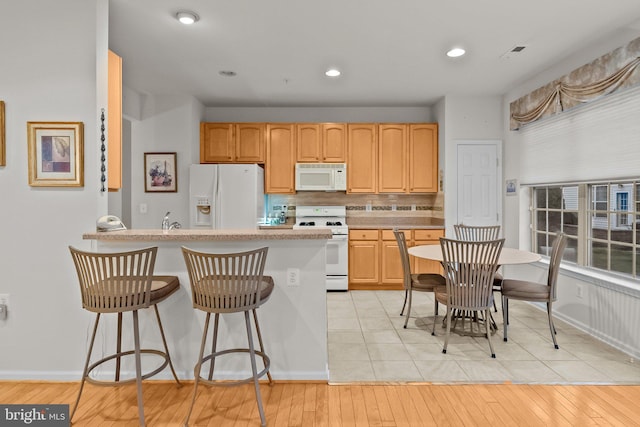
[506,179,517,196]
[27,121,84,187]
[144,152,177,192]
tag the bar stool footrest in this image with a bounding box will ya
[197,348,271,387]
[85,349,170,386]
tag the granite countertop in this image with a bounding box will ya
[83,228,332,241]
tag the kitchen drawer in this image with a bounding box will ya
[413,229,444,240]
[381,230,410,240]
[349,229,379,240]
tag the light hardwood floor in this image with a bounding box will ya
[2,381,640,426]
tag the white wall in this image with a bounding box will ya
[0,0,109,378]
[439,96,504,238]
[126,93,204,229]
[204,107,433,123]
[502,31,640,358]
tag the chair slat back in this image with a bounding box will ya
[548,233,568,300]
[454,224,500,241]
[439,238,504,310]
[69,246,157,313]
[393,229,412,290]
[182,246,268,313]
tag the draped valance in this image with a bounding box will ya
[510,37,640,130]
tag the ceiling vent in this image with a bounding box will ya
[500,45,528,60]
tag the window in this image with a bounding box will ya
[532,180,640,278]
[532,185,578,262]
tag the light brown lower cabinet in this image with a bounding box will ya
[349,228,444,290]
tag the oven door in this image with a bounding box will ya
[326,234,348,290]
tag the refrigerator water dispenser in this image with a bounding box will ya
[194,196,212,226]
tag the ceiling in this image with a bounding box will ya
[109,0,640,108]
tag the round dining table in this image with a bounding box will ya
[408,244,542,265]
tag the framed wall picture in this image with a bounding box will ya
[0,101,5,166]
[27,121,83,187]
[506,179,518,196]
[144,152,177,192]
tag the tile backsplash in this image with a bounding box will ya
[268,192,444,219]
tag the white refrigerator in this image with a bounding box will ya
[189,164,265,229]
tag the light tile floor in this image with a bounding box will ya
[327,290,640,384]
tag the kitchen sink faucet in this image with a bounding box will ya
[162,212,182,230]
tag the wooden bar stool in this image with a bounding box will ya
[68,246,181,426]
[181,246,274,427]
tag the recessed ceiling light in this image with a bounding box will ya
[325,68,341,77]
[219,70,237,77]
[446,47,466,58]
[176,11,199,25]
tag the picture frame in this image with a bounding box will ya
[0,101,5,166]
[144,152,177,192]
[27,121,83,187]
[506,178,518,196]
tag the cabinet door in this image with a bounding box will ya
[380,230,409,284]
[235,123,265,163]
[201,123,234,163]
[409,124,438,193]
[412,229,445,274]
[266,124,296,194]
[378,124,407,193]
[322,123,346,162]
[349,234,380,284]
[347,124,377,193]
[296,124,321,162]
[107,50,122,191]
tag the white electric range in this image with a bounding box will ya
[293,206,348,291]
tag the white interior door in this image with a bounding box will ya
[457,143,500,226]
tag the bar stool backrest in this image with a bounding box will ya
[69,246,157,313]
[182,246,269,313]
[454,224,501,241]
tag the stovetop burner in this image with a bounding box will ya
[293,206,349,234]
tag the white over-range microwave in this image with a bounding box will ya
[295,163,347,191]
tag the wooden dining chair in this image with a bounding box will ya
[454,224,503,312]
[436,237,504,358]
[394,229,446,330]
[502,233,568,349]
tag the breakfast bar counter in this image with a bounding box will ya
[82,228,332,381]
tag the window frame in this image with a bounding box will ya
[531,180,640,279]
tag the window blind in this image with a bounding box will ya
[518,85,640,185]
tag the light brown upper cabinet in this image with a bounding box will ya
[378,124,407,193]
[265,123,296,194]
[408,124,438,193]
[200,123,265,163]
[347,124,377,193]
[296,123,346,163]
[107,50,122,191]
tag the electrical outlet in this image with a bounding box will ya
[0,294,9,306]
[287,268,300,287]
[139,203,147,214]
[576,285,583,299]
[391,204,397,211]
[411,204,416,211]
[366,202,372,212]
